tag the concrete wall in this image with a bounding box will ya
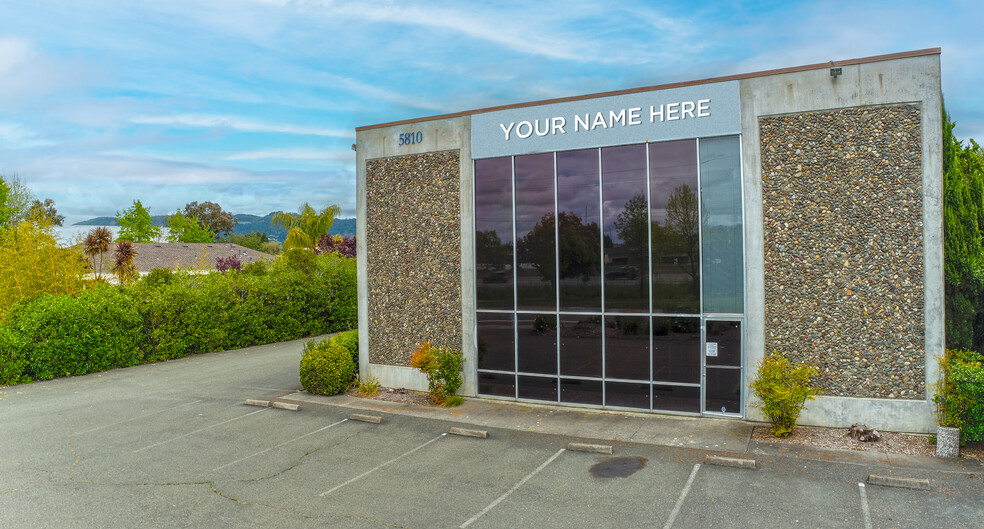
[356,117,477,395]
[739,53,943,432]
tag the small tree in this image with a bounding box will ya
[272,203,341,251]
[166,211,215,243]
[83,227,113,279]
[183,201,237,236]
[316,234,357,258]
[112,241,139,284]
[27,198,65,227]
[750,353,821,437]
[215,255,242,273]
[116,200,161,242]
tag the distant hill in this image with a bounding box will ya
[75,214,356,241]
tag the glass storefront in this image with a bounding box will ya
[475,136,743,415]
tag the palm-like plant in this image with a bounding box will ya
[112,240,138,284]
[83,226,112,279]
[272,203,341,251]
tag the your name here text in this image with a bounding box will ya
[498,99,711,141]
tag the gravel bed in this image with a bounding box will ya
[753,425,984,461]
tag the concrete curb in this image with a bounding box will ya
[867,474,931,490]
[272,402,300,411]
[568,442,613,454]
[705,454,757,469]
[245,399,271,407]
[351,413,383,424]
[450,427,489,438]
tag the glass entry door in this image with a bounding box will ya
[703,320,742,415]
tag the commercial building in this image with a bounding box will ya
[355,49,943,432]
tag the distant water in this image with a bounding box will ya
[55,225,172,246]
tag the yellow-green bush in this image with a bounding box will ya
[410,341,464,406]
[299,339,354,395]
[0,221,87,319]
[750,353,821,437]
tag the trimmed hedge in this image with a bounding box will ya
[0,252,357,384]
[0,323,26,385]
[6,287,143,380]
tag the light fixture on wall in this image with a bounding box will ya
[830,61,842,78]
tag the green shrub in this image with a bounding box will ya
[329,330,359,366]
[935,349,984,442]
[0,323,28,385]
[299,339,355,395]
[410,341,464,406]
[142,268,175,288]
[242,261,269,276]
[750,353,821,437]
[8,287,142,380]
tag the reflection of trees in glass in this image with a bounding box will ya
[517,212,600,285]
[665,185,699,283]
[476,230,510,270]
[613,193,649,296]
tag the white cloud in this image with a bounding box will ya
[0,36,34,74]
[0,121,54,148]
[223,148,354,163]
[131,114,355,138]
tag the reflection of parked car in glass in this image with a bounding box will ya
[605,266,638,280]
[483,271,509,284]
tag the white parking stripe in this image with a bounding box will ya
[319,433,447,497]
[858,482,873,529]
[132,407,270,453]
[211,418,348,471]
[663,463,701,529]
[76,399,203,436]
[459,448,566,529]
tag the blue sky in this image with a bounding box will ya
[1,0,982,224]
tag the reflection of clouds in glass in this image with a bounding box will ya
[476,156,513,232]
[602,144,646,245]
[515,152,554,236]
[557,148,600,225]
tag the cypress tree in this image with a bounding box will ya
[943,103,984,350]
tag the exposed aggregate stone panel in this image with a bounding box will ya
[760,104,924,399]
[366,150,462,366]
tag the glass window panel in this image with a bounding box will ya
[649,140,700,314]
[518,375,557,402]
[559,314,602,377]
[605,381,649,409]
[477,312,515,371]
[475,157,515,310]
[604,315,649,381]
[652,384,700,413]
[515,153,557,310]
[557,149,602,311]
[517,313,557,375]
[699,136,744,314]
[705,368,741,414]
[561,378,603,405]
[652,317,700,384]
[602,144,649,313]
[478,372,515,398]
[705,320,741,367]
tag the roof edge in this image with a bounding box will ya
[356,48,940,132]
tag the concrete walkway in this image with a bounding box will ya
[279,389,982,475]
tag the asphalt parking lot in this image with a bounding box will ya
[1,338,981,528]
